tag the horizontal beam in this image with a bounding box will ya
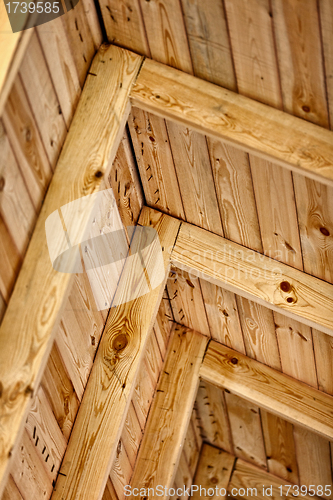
[52,208,181,500]
[0,45,143,495]
[200,341,333,440]
[129,324,208,499]
[131,58,333,186]
[171,219,333,336]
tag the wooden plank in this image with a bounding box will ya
[293,427,333,498]
[129,325,208,499]
[110,440,133,500]
[195,380,233,453]
[171,451,192,500]
[261,411,299,484]
[274,313,317,388]
[0,216,21,303]
[225,393,266,468]
[106,128,144,228]
[236,297,281,370]
[154,288,173,359]
[128,107,184,219]
[166,120,223,235]
[139,0,193,74]
[200,341,333,440]
[19,32,67,167]
[229,458,318,500]
[313,329,333,395]
[130,59,333,185]
[100,0,150,57]
[180,0,236,90]
[0,45,142,494]
[167,268,210,337]
[224,0,282,108]
[182,416,200,478]
[51,209,181,500]
[103,478,119,500]
[293,174,333,284]
[1,475,23,500]
[37,18,81,128]
[80,0,103,50]
[271,0,329,127]
[2,74,52,211]
[131,353,155,430]
[200,280,245,354]
[120,403,142,469]
[41,343,80,441]
[0,292,5,325]
[171,219,333,335]
[320,0,333,129]
[192,444,235,500]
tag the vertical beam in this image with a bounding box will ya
[0,44,143,495]
[129,325,208,499]
[51,208,181,500]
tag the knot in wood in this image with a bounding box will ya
[0,176,5,192]
[112,334,128,352]
[231,357,238,365]
[210,477,218,484]
[280,281,291,293]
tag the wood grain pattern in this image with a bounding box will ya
[37,18,81,128]
[201,341,333,440]
[103,478,119,500]
[120,403,142,469]
[0,216,21,303]
[313,329,333,395]
[200,280,245,354]
[2,75,52,212]
[128,107,184,218]
[224,0,282,109]
[51,209,181,500]
[195,380,233,453]
[225,393,266,468]
[1,475,23,500]
[139,0,193,74]
[153,288,174,359]
[131,59,333,184]
[0,45,142,494]
[320,0,333,129]
[271,0,329,127]
[129,325,207,499]
[110,440,132,500]
[261,411,299,484]
[171,451,192,500]
[192,444,235,500]
[172,219,333,335]
[19,33,67,167]
[180,0,236,90]
[182,415,200,478]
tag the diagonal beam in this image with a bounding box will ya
[51,208,181,500]
[0,44,143,494]
[130,58,333,186]
[171,217,333,336]
[200,341,333,440]
[129,324,208,500]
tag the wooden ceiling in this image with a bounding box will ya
[0,1,333,500]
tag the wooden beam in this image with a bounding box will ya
[171,219,333,336]
[51,208,181,500]
[200,341,333,440]
[0,45,143,494]
[129,324,208,500]
[130,58,333,186]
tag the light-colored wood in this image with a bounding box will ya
[271,0,329,127]
[1,475,23,500]
[128,107,184,219]
[52,209,181,500]
[0,216,21,303]
[130,58,333,185]
[171,219,333,335]
[103,478,119,500]
[80,0,103,50]
[224,0,282,108]
[37,18,81,128]
[0,292,5,325]
[261,411,299,484]
[110,440,133,500]
[200,280,245,354]
[120,403,142,469]
[313,329,333,395]
[100,0,150,57]
[293,427,333,499]
[131,348,155,431]
[201,341,333,440]
[192,444,235,500]
[236,298,281,370]
[167,267,210,337]
[2,74,52,211]
[320,0,333,130]
[171,451,192,500]
[19,33,67,167]
[139,0,193,74]
[225,393,266,468]
[129,325,208,499]
[0,45,142,495]
[166,120,223,235]
[41,343,80,441]
[195,381,233,453]
[180,0,236,90]
[229,458,317,500]
[153,288,174,359]
[182,416,200,478]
